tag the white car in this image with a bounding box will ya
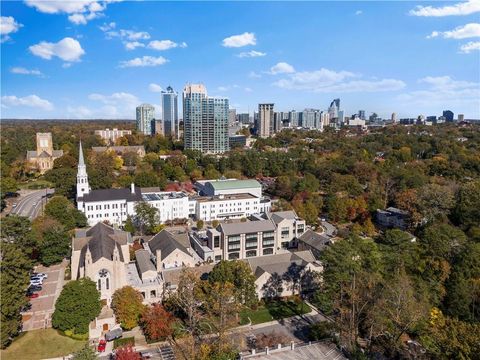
[30,277,43,285]
[33,272,48,280]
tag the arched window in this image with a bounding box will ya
[97,269,110,291]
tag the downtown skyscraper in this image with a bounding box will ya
[183,84,229,154]
[257,103,274,138]
[136,103,155,135]
[162,86,179,139]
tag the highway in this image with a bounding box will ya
[10,188,54,220]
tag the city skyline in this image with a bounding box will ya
[1,1,480,119]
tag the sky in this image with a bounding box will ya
[1,0,480,120]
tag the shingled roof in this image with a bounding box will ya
[147,230,190,261]
[246,251,316,279]
[75,223,129,269]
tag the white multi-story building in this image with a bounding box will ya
[76,144,271,226]
[142,190,195,222]
[193,193,271,222]
[136,103,155,135]
[94,128,132,144]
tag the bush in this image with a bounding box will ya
[64,330,89,341]
[308,322,336,341]
[113,337,135,349]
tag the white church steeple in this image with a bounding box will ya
[76,141,90,198]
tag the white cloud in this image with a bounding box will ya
[273,67,405,93]
[10,67,43,76]
[87,91,140,118]
[68,11,103,25]
[409,0,480,16]
[397,75,480,108]
[99,22,115,32]
[355,10,363,15]
[222,32,256,47]
[124,41,145,50]
[1,16,23,42]
[29,37,85,62]
[428,23,480,39]
[217,85,240,92]
[244,87,253,92]
[119,55,168,68]
[25,0,116,25]
[269,62,295,75]
[149,83,163,92]
[459,40,480,53]
[117,29,150,41]
[1,94,53,111]
[237,50,266,58]
[248,71,262,78]
[147,40,187,50]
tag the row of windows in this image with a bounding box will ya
[87,203,124,211]
[87,212,126,219]
[228,247,273,260]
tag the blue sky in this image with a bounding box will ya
[1,0,480,119]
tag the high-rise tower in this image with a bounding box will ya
[161,86,178,139]
[183,84,229,154]
[136,103,155,135]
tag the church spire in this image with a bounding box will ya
[78,141,85,167]
[76,141,90,198]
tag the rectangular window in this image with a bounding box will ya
[214,236,220,248]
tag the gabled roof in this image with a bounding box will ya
[246,251,316,279]
[75,223,129,269]
[269,211,298,225]
[220,219,275,236]
[298,229,330,253]
[147,230,190,261]
[135,249,156,274]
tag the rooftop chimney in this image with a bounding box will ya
[131,183,135,194]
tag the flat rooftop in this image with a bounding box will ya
[195,193,256,203]
[142,191,188,201]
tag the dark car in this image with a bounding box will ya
[105,328,122,341]
[29,285,42,292]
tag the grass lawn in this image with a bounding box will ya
[240,299,311,325]
[0,329,87,360]
[18,179,52,190]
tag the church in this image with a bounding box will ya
[26,132,63,174]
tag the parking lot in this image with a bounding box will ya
[22,261,66,331]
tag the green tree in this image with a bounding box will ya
[133,202,159,235]
[196,219,204,230]
[420,308,480,360]
[38,225,70,266]
[0,177,18,196]
[0,215,37,256]
[418,183,455,222]
[45,167,77,199]
[71,344,98,360]
[0,243,33,348]
[204,164,221,179]
[209,260,257,306]
[111,286,145,330]
[444,243,480,322]
[454,180,480,230]
[45,195,87,230]
[52,278,101,335]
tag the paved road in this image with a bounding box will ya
[10,188,54,219]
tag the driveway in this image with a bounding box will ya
[22,261,66,331]
[319,220,337,237]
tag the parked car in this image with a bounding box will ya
[30,280,42,286]
[98,339,107,352]
[105,328,123,341]
[27,293,39,299]
[28,285,42,292]
[32,273,48,280]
